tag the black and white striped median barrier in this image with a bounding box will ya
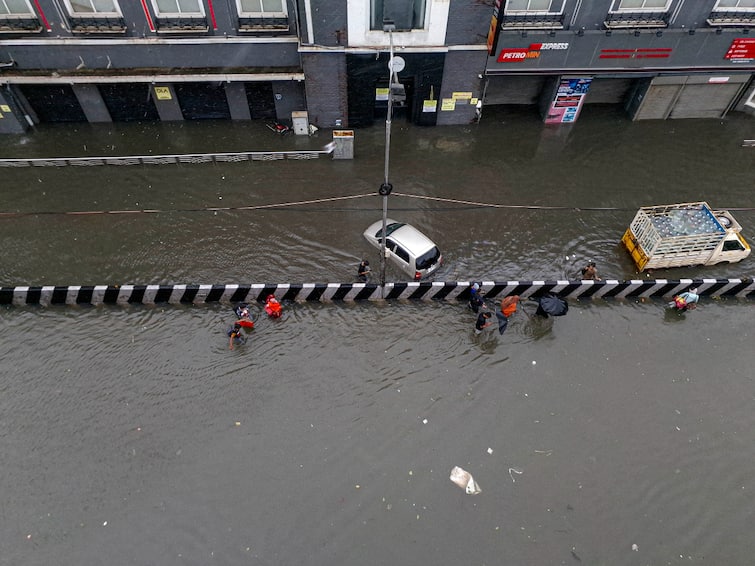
[1,279,753,306]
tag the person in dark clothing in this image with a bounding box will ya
[357,259,371,282]
[468,282,484,313]
[581,261,600,280]
[475,311,493,334]
[469,291,484,313]
[228,322,245,350]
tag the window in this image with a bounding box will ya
[708,0,755,25]
[722,239,745,252]
[605,0,670,28]
[609,0,670,11]
[237,0,285,16]
[65,0,121,16]
[504,0,565,13]
[394,244,410,264]
[370,0,426,31]
[0,0,34,16]
[0,0,41,32]
[501,0,565,29]
[416,247,440,270]
[714,0,755,7]
[153,0,204,16]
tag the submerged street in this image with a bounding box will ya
[1,107,754,565]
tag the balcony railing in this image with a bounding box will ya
[238,16,289,32]
[604,10,669,29]
[155,16,209,34]
[501,12,565,30]
[706,10,755,27]
[0,16,42,34]
[69,16,127,34]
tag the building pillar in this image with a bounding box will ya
[224,82,251,120]
[72,84,112,123]
[150,84,184,121]
[0,88,30,134]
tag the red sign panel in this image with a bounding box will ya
[599,48,672,59]
[497,48,529,62]
[725,38,755,60]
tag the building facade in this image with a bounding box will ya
[0,0,753,135]
[484,0,755,123]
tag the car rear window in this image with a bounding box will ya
[416,247,441,270]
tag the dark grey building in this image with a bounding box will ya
[483,0,755,122]
[1,0,753,134]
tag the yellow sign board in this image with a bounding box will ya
[154,86,172,100]
[441,98,456,111]
[452,92,473,101]
[0,104,10,112]
[422,100,437,113]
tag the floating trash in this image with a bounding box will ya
[450,466,481,495]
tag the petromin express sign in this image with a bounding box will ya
[497,42,569,62]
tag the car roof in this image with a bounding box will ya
[366,219,438,254]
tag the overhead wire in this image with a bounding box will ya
[0,191,753,218]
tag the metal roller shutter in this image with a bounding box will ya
[484,75,548,105]
[633,84,681,120]
[669,83,743,119]
[585,78,633,104]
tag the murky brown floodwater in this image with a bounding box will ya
[1,107,754,565]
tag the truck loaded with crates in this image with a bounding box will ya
[621,202,751,271]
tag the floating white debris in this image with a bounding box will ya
[487,448,493,455]
[532,361,537,365]
[422,419,428,424]
[450,466,481,495]
[632,543,639,551]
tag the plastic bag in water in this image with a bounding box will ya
[450,466,481,495]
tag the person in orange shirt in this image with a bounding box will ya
[264,294,282,318]
[495,295,520,335]
[500,295,520,318]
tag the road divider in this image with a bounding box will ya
[1,279,753,306]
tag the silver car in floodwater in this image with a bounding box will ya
[363,219,443,280]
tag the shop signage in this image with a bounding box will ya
[725,38,755,62]
[497,42,569,63]
[545,77,592,124]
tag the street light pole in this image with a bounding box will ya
[379,21,397,294]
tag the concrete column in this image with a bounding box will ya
[150,84,184,121]
[224,82,251,120]
[72,84,112,123]
[0,89,29,134]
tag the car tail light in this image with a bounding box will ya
[414,271,422,280]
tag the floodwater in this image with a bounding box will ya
[1,108,754,565]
